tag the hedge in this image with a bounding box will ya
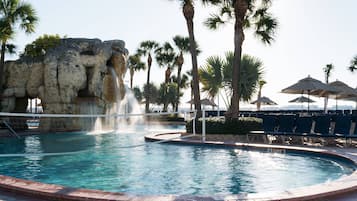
[186,117,262,135]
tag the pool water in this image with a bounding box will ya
[0,124,354,195]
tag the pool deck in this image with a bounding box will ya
[0,132,357,201]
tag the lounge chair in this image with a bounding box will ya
[276,115,295,134]
[313,115,332,135]
[248,115,278,143]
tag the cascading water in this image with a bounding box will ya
[108,67,121,131]
[99,66,143,132]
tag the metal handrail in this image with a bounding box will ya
[2,120,20,139]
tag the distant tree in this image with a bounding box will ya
[143,83,159,111]
[0,0,38,94]
[205,0,277,119]
[155,42,176,84]
[127,53,145,89]
[158,82,178,112]
[133,87,143,102]
[21,34,61,58]
[137,40,159,113]
[172,73,190,110]
[172,35,190,111]
[323,63,334,112]
[256,80,266,111]
[348,55,357,72]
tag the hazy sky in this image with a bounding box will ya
[9,0,357,110]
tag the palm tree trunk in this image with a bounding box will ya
[226,0,247,120]
[145,53,152,113]
[257,89,262,111]
[0,41,6,97]
[130,67,134,89]
[175,63,182,112]
[183,2,201,115]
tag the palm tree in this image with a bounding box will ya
[172,73,191,111]
[222,52,263,105]
[158,82,178,112]
[128,54,145,89]
[205,0,277,119]
[137,40,159,113]
[199,52,263,109]
[348,55,357,72]
[133,87,143,102]
[172,0,220,114]
[143,83,159,108]
[256,80,266,111]
[0,0,38,95]
[199,56,223,104]
[155,42,176,111]
[155,42,176,84]
[323,63,334,113]
[172,35,190,111]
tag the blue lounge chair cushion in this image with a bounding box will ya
[314,115,331,135]
[333,116,351,136]
[277,115,295,133]
[295,116,313,134]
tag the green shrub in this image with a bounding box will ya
[186,117,262,135]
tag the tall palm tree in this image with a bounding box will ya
[348,55,357,72]
[256,79,266,111]
[137,40,159,113]
[323,63,334,112]
[205,0,277,119]
[128,54,145,89]
[0,0,38,95]
[172,35,190,111]
[172,0,220,114]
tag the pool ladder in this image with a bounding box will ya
[1,120,20,139]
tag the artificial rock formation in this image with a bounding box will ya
[1,38,128,131]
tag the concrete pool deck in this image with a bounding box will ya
[0,132,356,200]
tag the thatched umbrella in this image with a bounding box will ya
[250,96,277,110]
[289,95,315,110]
[318,80,357,110]
[187,98,217,108]
[281,75,338,111]
[288,95,315,103]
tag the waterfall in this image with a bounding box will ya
[106,67,143,132]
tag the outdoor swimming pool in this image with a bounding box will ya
[0,124,354,196]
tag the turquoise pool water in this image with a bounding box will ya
[0,124,354,195]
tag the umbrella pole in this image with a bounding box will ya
[307,92,310,112]
[217,93,220,117]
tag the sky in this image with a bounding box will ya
[8,0,357,111]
